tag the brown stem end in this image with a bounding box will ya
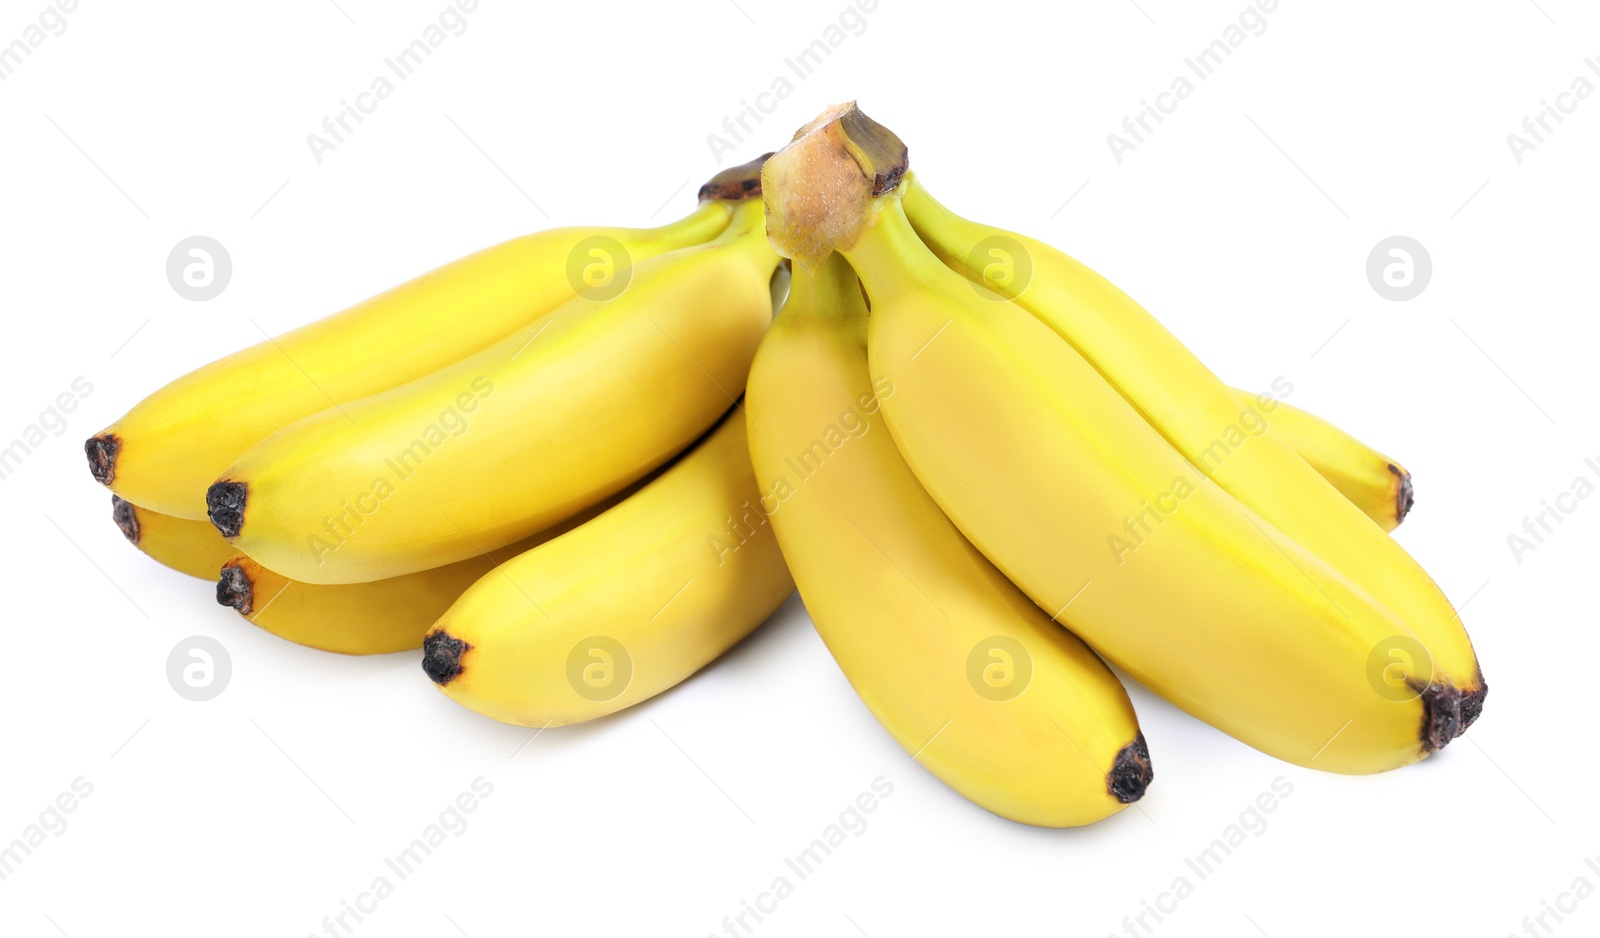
[761,101,908,270]
[698,152,774,202]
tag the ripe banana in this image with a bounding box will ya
[85,157,771,519]
[745,252,1150,827]
[216,492,622,656]
[901,171,1482,721]
[422,406,795,727]
[112,495,237,580]
[207,195,782,585]
[766,104,1458,773]
[1237,391,1412,532]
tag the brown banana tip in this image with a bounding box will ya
[1458,677,1487,735]
[85,433,119,485]
[206,481,248,538]
[1418,682,1465,751]
[1389,464,1414,523]
[422,631,471,686]
[111,495,139,544]
[1107,732,1154,804]
[217,562,253,615]
[697,152,774,202]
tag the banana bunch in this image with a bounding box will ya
[758,103,1484,787]
[87,101,1484,830]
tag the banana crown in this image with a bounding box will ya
[760,102,907,270]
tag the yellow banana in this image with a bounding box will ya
[1236,391,1412,532]
[746,252,1150,827]
[902,171,1483,724]
[767,104,1457,773]
[112,495,237,580]
[215,493,622,656]
[85,157,771,519]
[422,407,795,727]
[208,196,782,584]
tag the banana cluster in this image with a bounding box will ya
[87,104,1482,829]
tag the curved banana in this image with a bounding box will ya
[1237,391,1412,532]
[112,495,237,580]
[902,171,1483,721]
[85,157,771,519]
[766,105,1456,773]
[208,196,781,584]
[422,407,795,727]
[215,492,621,656]
[746,253,1150,827]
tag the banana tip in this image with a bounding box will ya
[1419,677,1487,751]
[698,152,773,202]
[85,433,119,485]
[111,495,139,544]
[1107,732,1154,804]
[1458,677,1487,735]
[1389,464,1414,524]
[217,562,253,615]
[206,480,248,538]
[422,631,470,685]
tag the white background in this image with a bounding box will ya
[1,1,1595,936]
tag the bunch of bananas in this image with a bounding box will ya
[87,103,1483,829]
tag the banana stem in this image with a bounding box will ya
[760,102,907,270]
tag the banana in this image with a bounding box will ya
[422,406,795,727]
[215,492,623,656]
[207,195,782,585]
[745,252,1150,826]
[901,171,1483,722]
[765,104,1458,773]
[1236,391,1412,532]
[85,156,772,520]
[112,495,237,580]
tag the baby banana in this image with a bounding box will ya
[746,253,1151,827]
[902,172,1482,722]
[422,406,795,727]
[208,196,781,584]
